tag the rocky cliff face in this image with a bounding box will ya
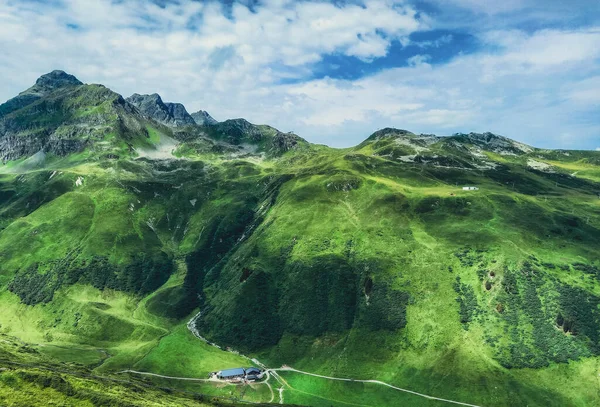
[191,110,218,126]
[126,93,195,127]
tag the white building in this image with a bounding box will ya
[462,186,479,191]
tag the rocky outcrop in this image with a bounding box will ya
[213,119,263,144]
[368,128,416,140]
[271,131,303,153]
[451,132,533,155]
[191,110,218,126]
[0,126,94,162]
[126,93,195,127]
[0,133,46,161]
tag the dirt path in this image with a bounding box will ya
[263,370,275,403]
[272,367,481,407]
[187,311,482,407]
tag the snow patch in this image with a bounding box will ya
[398,155,417,162]
[75,176,84,187]
[527,159,555,172]
[190,199,197,207]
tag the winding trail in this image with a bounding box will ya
[186,311,482,407]
[263,371,275,403]
[272,367,481,407]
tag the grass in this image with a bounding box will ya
[1,98,600,406]
[0,334,248,407]
[278,372,443,407]
[133,325,249,378]
[34,344,108,367]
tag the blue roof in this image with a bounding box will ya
[219,368,245,377]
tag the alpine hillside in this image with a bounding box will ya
[1,71,599,407]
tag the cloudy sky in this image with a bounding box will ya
[1,0,599,149]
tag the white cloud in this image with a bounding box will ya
[413,34,453,48]
[565,76,600,104]
[407,54,431,67]
[0,0,599,150]
[483,29,600,70]
[0,0,422,104]
[430,0,528,15]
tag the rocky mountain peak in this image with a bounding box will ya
[128,93,163,105]
[451,132,534,155]
[191,110,218,126]
[367,128,416,141]
[126,93,195,127]
[0,70,84,118]
[214,118,262,144]
[34,70,83,90]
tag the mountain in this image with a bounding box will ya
[0,72,183,163]
[126,93,196,127]
[0,70,82,118]
[191,110,218,126]
[0,71,599,407]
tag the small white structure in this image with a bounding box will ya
[462,186,479,191]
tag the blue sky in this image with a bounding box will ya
[0,0,599,150]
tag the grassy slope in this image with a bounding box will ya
[0,133,599,405]
[193,146,600,406]
[0,333,256,407]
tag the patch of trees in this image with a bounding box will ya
[541,262,556,269]
[495,267,595,369]
[558,284,600,353]
[360,282,410,331]
[8,263,60,305]
[8,253,174,305]
[279,256,359,336]
[196,255,411,352]
[453,276,478,327]
[572,262,600,281]
[454,247,487,268]
[198,271,282,350]
[71,254,173,295]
